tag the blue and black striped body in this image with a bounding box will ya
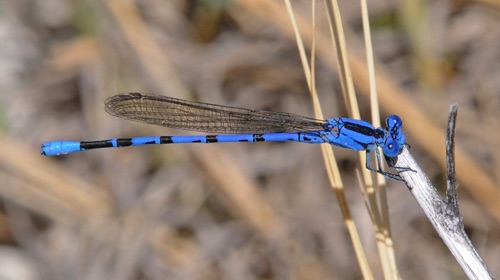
[41,93,406,179]
[42,131,327,155]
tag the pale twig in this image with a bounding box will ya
[387,105,493,279]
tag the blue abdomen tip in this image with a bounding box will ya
[41,141,81,156]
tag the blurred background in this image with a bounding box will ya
[0,0,499,279]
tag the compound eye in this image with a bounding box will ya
[383,139,400,157]
[386,115,402,128]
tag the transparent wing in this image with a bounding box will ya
[104,93,327,134]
